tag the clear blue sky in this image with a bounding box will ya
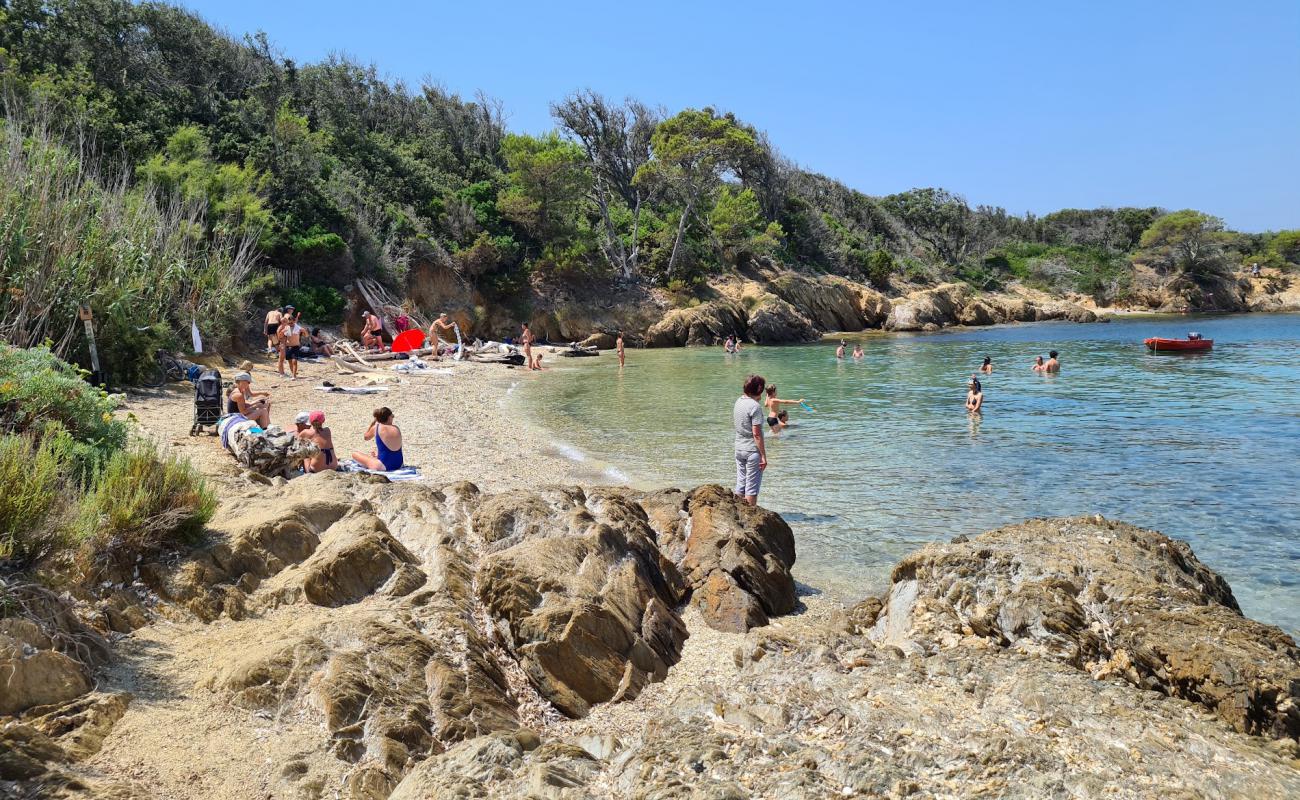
[179,0,1298,232]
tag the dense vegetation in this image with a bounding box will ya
[0,344,213,576]
[1,0,1297,373]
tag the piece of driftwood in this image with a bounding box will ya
[355,277,428,338]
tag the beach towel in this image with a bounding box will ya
[338,460,422,481]
[314,385,390,394]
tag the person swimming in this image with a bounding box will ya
[965,376,984,413]
[764,385,805,429]
[1044,350,1060,373]
[980,356,993,373]
[852,344,864,360]
[1032,355,1045,372]
[835,340,846,359]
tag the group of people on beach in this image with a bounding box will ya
[263,306,334,379]
[225,367,405,474]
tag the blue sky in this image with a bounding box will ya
[179,0,1298,232]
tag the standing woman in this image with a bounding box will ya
[521,322,537,370]
[616,331,625,368]
[733,374,768,506]
[352,407,404,472]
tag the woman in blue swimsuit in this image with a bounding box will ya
[352,406,404,471]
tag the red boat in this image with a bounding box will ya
[1145,336,1213,352]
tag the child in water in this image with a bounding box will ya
[852,344,864,359]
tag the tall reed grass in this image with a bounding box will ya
[0,105,261,383]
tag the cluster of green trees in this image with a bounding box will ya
[1,0,1296,356]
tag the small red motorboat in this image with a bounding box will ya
[1145,336,1213,352]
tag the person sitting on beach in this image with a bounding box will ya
[300,411,337,473]
[309,328,334,357]
[852,344,864,360]
[361,311,384,351]
[292,410,310,434]
[430,313,456,351]
[228,371,272,427]
[352,406,403,472]
[980,356,993,373]
[1032,355,1045,372]
[1044,350,1060,373]
[965,376,984,413]
[733,374,768,506]
[835,340,846,359]
[616,331,626,368]
[264,307,283,353]
[764,384,804,430]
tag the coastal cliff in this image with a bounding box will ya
[352,256,1300,351]
[4,474,1297,799]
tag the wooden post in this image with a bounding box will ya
[78,304,103,385]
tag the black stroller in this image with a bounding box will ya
[190,367,223,436]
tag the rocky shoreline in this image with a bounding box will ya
[3,468,1298,798]
[394,258,1300,349]
[3,339,1299,799]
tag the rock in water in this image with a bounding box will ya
[867,515,1300,739]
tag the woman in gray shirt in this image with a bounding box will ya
[733,374,768,506]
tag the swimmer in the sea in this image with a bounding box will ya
[835,340,846,359]
[765,384,804,430]
[980,356,993,373]
[1032,355,1045,372]
[852,343,864,360]
[965,376,984,413]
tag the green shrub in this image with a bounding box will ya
[0,433,71,566]
[865,250,895,287]
[0,344,127,480]
[73,440,215,581]
[281,284,346,323]
[0,111,260,385]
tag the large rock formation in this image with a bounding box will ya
[884,283,973,330]
[866,515,1300,740]
[5,479,1299,800]
[475,492,689,717]
[744,296,820,344]
[637,485,798,633]
[644,298,747,346]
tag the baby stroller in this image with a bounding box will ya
[190,367,223,436]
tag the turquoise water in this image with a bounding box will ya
[514,314,1300,635]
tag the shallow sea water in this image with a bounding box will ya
[514,313,1300,634]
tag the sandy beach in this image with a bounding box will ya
[122,348,617,493]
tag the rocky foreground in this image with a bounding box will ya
[2,475,1298,799]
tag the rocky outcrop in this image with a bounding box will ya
[0,589,109,717]
[637,485,797,633]
[767,273,867,331]
[644,298,747,347]
[475,492,689,717]
[744,296,819,344]
[8,476,1300,800]
[884,282,972,330]
[868,515,1300,739]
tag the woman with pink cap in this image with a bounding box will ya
[298,410,337,472]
